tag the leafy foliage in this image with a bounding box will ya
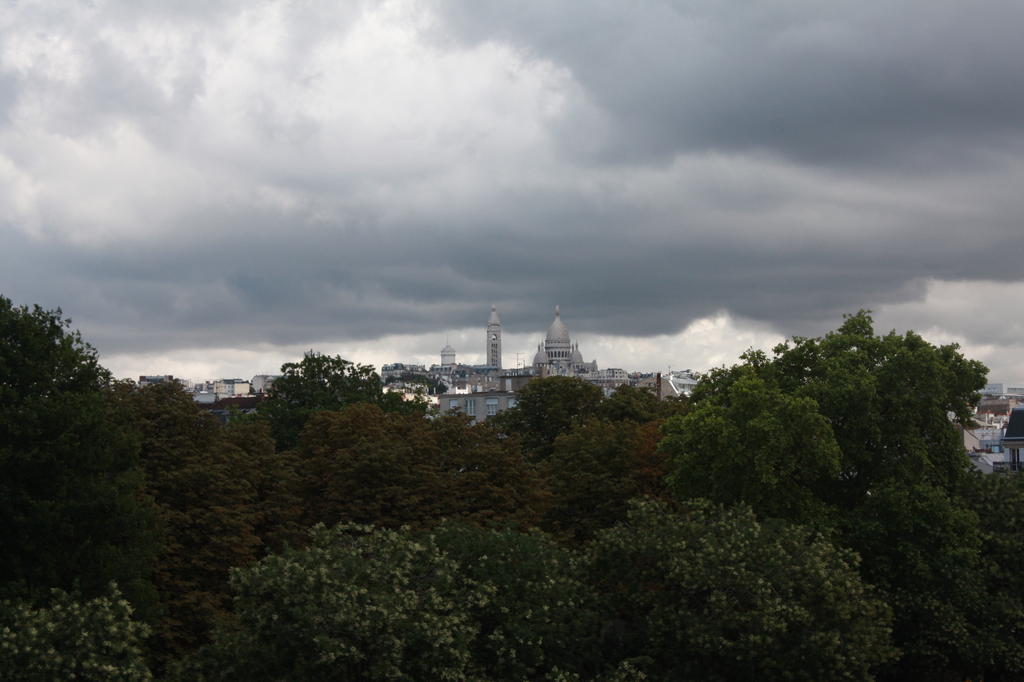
[0,585,152,681]
[261,352,421,449]
[294,404,547,530]
[432,523,601,680]
[595,384,688,423]
[118,382,269,664]
[960,472,1024,679]
[663,368,841,525]
[842,483,987,680]
[4,300,1012,680]
[759,311,985,504]
[178,524,476,681]
[662,311,994,679]
[0,297,158,615]
[586,500,896,680]
[222,418,306,555]
[543,419,669,541]
[491,376,603,459]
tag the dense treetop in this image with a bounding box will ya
[5,297,1020,681]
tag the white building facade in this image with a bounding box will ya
[532,306,598,376]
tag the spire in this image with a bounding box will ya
[488,304,501,326]
[546,305,570,343]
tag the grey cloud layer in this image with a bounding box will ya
[435,0,1024,166]
[1,0,1021,361]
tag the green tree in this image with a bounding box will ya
[294,404,547,530]
[120,382,263,664]
[0,584,152,681]
[662,368,842,525]
[761,311,986,505]
[595,384,688,423]
[181,522,601,681]
[0,297,158,615]
[430,416,549,528]
[294,403,446,529]
[842,483,988,680]
[960,472,1024,679]
[491,376,603,459]
[222,418,306,554]
[177,524,476,681]
[661,312,991,678]
[586,500,896,680]
[543,419,669,541]
[261,352,421,450]
[432,522,600,680]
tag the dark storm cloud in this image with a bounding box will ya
[433,0,1024,167]
[3,163,1016,357]
[2,0,1023,366]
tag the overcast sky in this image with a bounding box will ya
[2,0,1022,383]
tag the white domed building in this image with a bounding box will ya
[532,306,598,376]
[440,342,456,369]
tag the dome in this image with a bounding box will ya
[441,344,456,354]
[488,304,501,326]
[545,305,571,343]
[533,344,549,365]
[571,344,584,364]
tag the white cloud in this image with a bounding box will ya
[101,311,789,382]
[874,278,1024,381]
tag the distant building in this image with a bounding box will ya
[584,368,629,390]
[214,378,250,398]
[193,380,216,394]
[381,363,428,380]
[664,370,699,397]
[532,306,598,376]
[1002,407,1024,472]
[487,305,502,369]
[251,374,279,394]
[138,375,187,389]
[985,382,1024,396]
[437,389,518,424]
[198,395,266,423]
[440,342,456,369]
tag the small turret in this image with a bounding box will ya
[441,341,456,368]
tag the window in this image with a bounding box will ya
[507,398,517,408]
[465,398,475,416]
[449,399,459,410]
[486,397,499,416]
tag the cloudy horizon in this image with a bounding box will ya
[3,0,1023,383]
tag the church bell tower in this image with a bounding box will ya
[486,305,502,369]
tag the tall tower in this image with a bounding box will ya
[486,305,502,369]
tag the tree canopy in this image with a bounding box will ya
[663,368,841,525]
[4,298,1015,680]
[661,311,1002,679]
[491,375,604,459]
[178,524,478,681]
[670,311,987,518]
[543,418,668,541]
[260,351,421,449]
[293,404,547,530]
[586,500,896,680]
[0,585,152,681]
[0,297,158,615]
